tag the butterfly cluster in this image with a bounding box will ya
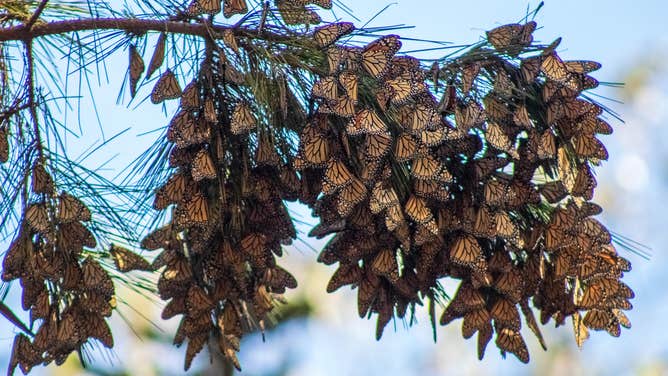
[140,37,300,370]
[295,21,633,362]
[1,164,115,374]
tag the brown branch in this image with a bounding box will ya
[0,17,295,43]
[24,0,49,31]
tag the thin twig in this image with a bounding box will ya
[24,39,43,160]
[24,0,49,31]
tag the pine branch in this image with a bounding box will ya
[0,17,296,44]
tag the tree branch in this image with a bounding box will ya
[0,17,295,43]
[24,0,49,31]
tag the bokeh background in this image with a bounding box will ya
[1,0,667,375]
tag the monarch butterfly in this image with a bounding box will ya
[298,131,330,168]
[414,179,449,201]
[495,327,530,363]
[572,164,597,200]
[240,232,267,262]
[397,101,439,134]
[537,180,567,203]
[461,62,481,95]
[520,56,542,83]
[128,44,144,98]
[483,95,511,124]
[572,134,608,160]
[512,105,532,129]
[576,218,610,249]
[357,272,380,318]
[576,116,613,136]
[386,74,425,105]
[313,22,355,47]
[369,182,399,214]
[487,21,535,55]
[263,266,298,293]
[528,130,556,160]
[184,332,208,371]
[151,69,182,104]
[362,132,392,161]
[338,71,359,101]
[486,122,519,159]
[476,323,494,361]
[203,97,217,123]
[361,35,401,78]
[326,46,358,74]
[412,155,452,183]
[61,261,82,290]
[58,192,91,223]
[223,0,248,18]
[371,248,399,281]
[146,33,166,79]
[1,237,27,281]
[175,192,209,225]
[82,314,114,348]
[230,102,257,134]
[440,281,485,325]
[9,334,42,375]
[487,23,523,50]
[484,180,511,208]
[191,149,217,181]
[455,100,485,133]
[187,0,221,15]
[312,76,338,101]
[160,296,187,320]
[185,285,215,315]
[393,132,420,162]
[472,205,494,239]
[297,0,333,9]
[384,204,405,231]
[541,53,585,91]
[30,162,54,195]
[180,81,200,110]
[0,127,8,163]
[276,1,321,25]
[153,172,187,210]
[564,60,602,74]
[347,109,387,136]
[404,194,434,224]
[450,235,486,272]
[336,178,367,216]
[110,244,151,272]
[80,291,113,317]
[255,137,281,167]
[319,95,356,117]
[326,263,362,292]
[473,156,508,180]
[82,257,114,296]
[494,211,520,243]
[493,72,514,98]
[582,309,612,331]
[168,111,210,148]
[25,203,51,234]
[490,298,521,331]
[323,159,353,195]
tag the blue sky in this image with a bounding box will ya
[1,1,667,375]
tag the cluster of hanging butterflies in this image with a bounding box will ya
[1,163,116,374]
[140,38,300,370]
[294,20,633,363]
